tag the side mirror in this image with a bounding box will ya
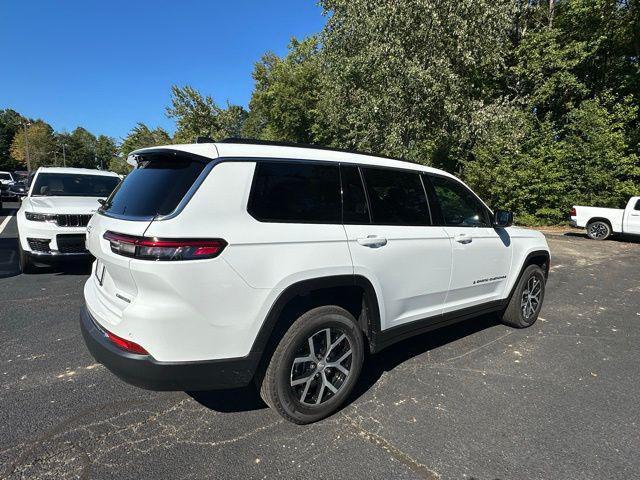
[97,198,106,206]
[492,209,513,228]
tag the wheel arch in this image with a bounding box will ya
[587,217,613,230]
[506,249,550,302]
[250,275,382,367]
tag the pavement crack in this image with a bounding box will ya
[438,331,512,363]
[342,413,440,479]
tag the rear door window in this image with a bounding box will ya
[361,167,431,226]
[103,153,207,218]
[248,162,341,223]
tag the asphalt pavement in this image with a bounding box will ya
[1,203,639,479]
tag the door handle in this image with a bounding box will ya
[356,236,388,248]
[630,213,640,216]
[454,233,472,244]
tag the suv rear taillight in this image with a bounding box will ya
[570,207,577,216]
[103,231,227,261]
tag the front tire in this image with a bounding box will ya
[257,305,364,424]
[586,220,611,240]
[501,264,546,328]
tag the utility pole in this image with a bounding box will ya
[22,122,32,172]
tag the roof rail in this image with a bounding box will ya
[219,137,418,165]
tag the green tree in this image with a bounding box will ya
[166,85,247,142]
[316,0,515,169]
[561,97,639,209]
[9,121,57,170]
[96,135,117,170]
[0,109,27,171]
[58,127,98,168]
[120,123,171,155]
[244,37,321,143]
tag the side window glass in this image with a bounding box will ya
[341,165,370,224]
[635,199,640,211]
[248,162,341,223]
[361,167,430,226]
[429,175,490,227]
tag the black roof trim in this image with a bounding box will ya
[219,137,420,167]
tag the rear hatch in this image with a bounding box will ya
[86,150,212,323]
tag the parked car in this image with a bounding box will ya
[570,196,640,240]
[0,170,15,186]
[16,167,121,272]
[80,139,550,424]
[7,180,28,201]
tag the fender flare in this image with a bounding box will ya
[505,249,550,302]
[248,274,382,356]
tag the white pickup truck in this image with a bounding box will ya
[570,196,640,240]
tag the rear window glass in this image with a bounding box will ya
[0,173,11,180]
[31,173,119,197]
[248,162,341,223]
[103,155,206,218]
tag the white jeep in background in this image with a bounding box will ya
[570,196,640,240]
[17,167,121,272]
[80,139,551,424]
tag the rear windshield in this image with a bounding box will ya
[102,154,207,218]
[31,173,119,197]
[0,173,11,180]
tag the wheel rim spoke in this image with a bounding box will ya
[290,326,353,406]
[291,374,314,386]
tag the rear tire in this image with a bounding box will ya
[257,305,364,424]
[501,265,545,328]
[19,244,36,274]
[586,220,611,240]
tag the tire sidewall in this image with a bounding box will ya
[587,221,611,240]
[272,309,364,423]
[517,265,546,327]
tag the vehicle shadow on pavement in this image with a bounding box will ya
[0,237,20,278]
[188,314,500,415]
[0,237,92,278]
[188,386,268,413]
[349,314,500,404]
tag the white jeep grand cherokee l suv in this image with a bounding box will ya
[81,139,550,424]
[17,167,120,272]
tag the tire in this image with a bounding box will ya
[19,243,36,274]
[257,305,364,424]
[501,264,545,328]
[586,220,611,240]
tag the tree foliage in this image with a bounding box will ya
[244,37,321,143]
[167,85,247,143]
[9,121,57,170]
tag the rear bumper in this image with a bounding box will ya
[80,304,260,391]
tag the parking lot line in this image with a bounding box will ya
[0,211,16,234]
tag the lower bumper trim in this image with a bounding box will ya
[80,305,260,391]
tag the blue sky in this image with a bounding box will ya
[0,1,325,141]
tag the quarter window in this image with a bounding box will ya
[361,167,430,226]
[429,175,490,227]
[248,162,341,223]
